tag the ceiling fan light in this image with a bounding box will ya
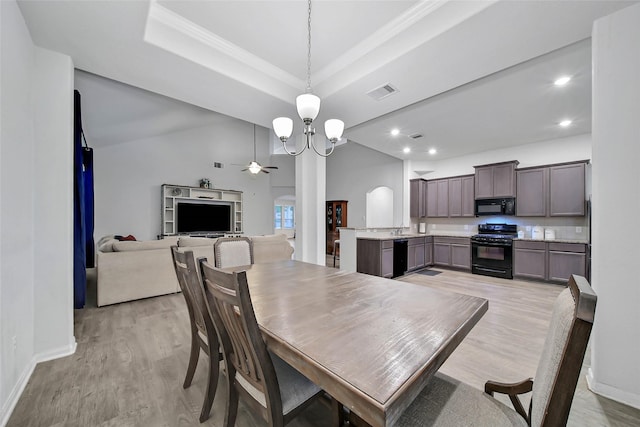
[324,119,344,142]
[273,117,294,140]
[296,93,321,122]
[248,161,262,174]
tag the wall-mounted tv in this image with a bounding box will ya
[176,201,232,234]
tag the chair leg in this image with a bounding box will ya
[199,350,220,422]
[331,397,345,427]
[224,380,239,427]
[183,329,200,388]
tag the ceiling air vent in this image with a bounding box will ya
[366,83,398,101]
[213,162,224,168]
[409,133,423,139]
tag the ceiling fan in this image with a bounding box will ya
[237,124,279,174]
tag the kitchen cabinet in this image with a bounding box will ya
[426,179,449,217]
[516,168,548,217]
[424,236,433,266]
[407,237,426,271]
[513,241,547,280]
[516,161,587,217]
[433,237,471,270]
[514,240,587,282]
[548,243,587,282]
[549,163,586,216]
[474,161,518,199]
[357,239,394,278]
[326,200,347,254]
[449,175,475,217]
[410,179,427,218]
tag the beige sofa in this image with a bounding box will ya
[96,234,294,307]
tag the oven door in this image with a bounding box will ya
[471,240,513,279]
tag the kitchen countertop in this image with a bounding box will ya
[513,238,588,244]
[357,233,473,241]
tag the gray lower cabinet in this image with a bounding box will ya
[424,236,433,265]
[433,237,471,270]
[513,241,547,280]
[548,243,586,282]
[514,241,587,282]
[407,237,426,271]
[357,239,394,278]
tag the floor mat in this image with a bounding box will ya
[416,269,442,276]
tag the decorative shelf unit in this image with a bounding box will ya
[161,184,243,237]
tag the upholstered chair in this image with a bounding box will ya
[396,274,597,427]
[199,258,323,427]
[170,246,222,422]
[214,237,253,268]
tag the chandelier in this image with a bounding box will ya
[272,0,344,157]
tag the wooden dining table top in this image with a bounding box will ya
[231,260,488,427]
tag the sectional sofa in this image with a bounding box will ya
[96,234,294,307]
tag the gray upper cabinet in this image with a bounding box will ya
[549,163,586,216]
[410,179,427,218]
[516,161,587,217]
[449,175,475,217]
[474,161,518,199]
[427,179,449,218]
[516,167,548,216]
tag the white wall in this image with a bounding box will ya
[92,120,275,241]
[589,2,640,409]
[1,1,75,424]
[327,142,404,228]
[409,133,592,180]
[33,48,75,358]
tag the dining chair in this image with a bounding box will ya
[214,237,253,268]
[395,274,597,427]
[199,258,323,427]
[332,239,340,267]
[170,246,223,422]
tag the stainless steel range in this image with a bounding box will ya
[471,223,518,279]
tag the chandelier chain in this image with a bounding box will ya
[306,0,312,92]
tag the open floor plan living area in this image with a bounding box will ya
[2,1,640,426]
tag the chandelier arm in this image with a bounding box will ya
[281,138,307,157]
[309,137,336,158]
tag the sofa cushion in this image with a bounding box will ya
[251,234,294,263]
[178,236,218,247]
[112,236,178,252]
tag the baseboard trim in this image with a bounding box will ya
[587,368,640,410]
[0,339,77,427]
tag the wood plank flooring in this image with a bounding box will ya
[7,263,640,426]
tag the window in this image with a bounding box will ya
[275,205,295,229]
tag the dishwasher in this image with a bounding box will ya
[393,239,408,278]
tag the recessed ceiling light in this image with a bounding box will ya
[391,128,400,136]
[403,147,411,154]
[428,148,437,155]
[554,76,572,86]
[559,119,572,127]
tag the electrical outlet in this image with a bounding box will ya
[576,227,583,233]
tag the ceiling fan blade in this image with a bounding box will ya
[263,166,279,169]
[261,169,270,174]
[241,168,248,172]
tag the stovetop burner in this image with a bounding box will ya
[472,224,518,243]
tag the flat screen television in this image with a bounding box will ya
[176,201,232,234]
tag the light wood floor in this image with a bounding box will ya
[7,262,640,426]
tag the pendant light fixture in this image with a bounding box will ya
[272,0,344,157]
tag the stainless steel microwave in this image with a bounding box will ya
[475,197,516,216]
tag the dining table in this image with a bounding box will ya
[233,259,488,427]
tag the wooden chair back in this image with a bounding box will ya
[214,237,253,268]
[199,259,283,423]
[531,274,597,427]
[171,246,215,341]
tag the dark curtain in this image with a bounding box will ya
[73,90,95,308]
